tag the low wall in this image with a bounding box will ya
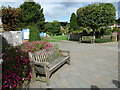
[0,31,23,46]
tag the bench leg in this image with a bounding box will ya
[45,66,50,86]
[31,66,36,83]
[79,38,82,43]
[67,59,70,65]
[91,40,95,44]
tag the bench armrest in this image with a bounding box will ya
[60,50,70,56]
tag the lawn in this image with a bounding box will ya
[42,39,62,42]
[51,35,68,40]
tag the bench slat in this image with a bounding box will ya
[28,46,70,86]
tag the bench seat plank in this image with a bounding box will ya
[79,36,95,43]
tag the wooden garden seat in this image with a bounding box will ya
[28,46,70,85]
[79,36,95,43]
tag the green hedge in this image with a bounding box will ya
[95,38,113,43]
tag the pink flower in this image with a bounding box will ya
[22,78,24,80]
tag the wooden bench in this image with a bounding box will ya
[79,36,95,43]
[28,46,70,85]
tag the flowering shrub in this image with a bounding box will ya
[20,41,52,53]
[2,41,52,89]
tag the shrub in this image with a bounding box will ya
[27,25,41,42]
[103,30,112,35]
[95,38,112,43]
[2,6,21,31]
[20,40,52,52]
[2,41,52,89]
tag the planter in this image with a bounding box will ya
[117,32,120,41]
[112,32,118,42]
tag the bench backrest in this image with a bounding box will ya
[29,46,60,63]
[82,36,95,40]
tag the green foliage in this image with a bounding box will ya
[77,3,116,30]
[59,22,68,26]
[45,23,53,34]
[18,1,45,32]
[2,6,21,31]
[42,39,61,42]
[112,27,120,32]
[63,24,70,34]
[45,20,61,35]
[97,26,106,32]
[25,25,41,42]
[70,13,78,32]
[95,38,112,43]
[74,26,93,34]
[78,27,86,33]
[103,30,112,35]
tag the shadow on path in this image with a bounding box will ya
[91,85,100,90]
[112,80,120,88]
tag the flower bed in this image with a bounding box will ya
[2,40,52,89]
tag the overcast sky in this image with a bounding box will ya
[0,0,119,22]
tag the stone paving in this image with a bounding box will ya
[30,41,118,88]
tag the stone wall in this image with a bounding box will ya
[0,31,23,46]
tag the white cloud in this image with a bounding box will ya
[0,0,119,22]
[40,2,82,22]
[116,11,118,19]
[35,0,120,2]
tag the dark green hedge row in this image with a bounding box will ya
[95,38,113,43]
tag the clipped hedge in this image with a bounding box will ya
[95,38,113,43]
[2,40,52,89]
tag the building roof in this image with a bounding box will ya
[109,24,120,28]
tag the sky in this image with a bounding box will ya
[0,0,120,22]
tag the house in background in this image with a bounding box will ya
[109,24,120,29]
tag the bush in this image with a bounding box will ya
[103,30,112,35]
[112,27,119,32]
[95,38,112,43]
[2,41,52,89]
[26,25,41,42]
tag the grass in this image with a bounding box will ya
[44,39,62,42]
[41,37,61,42]
[51,35,67,40]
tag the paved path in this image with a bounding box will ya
[31,41,118,88]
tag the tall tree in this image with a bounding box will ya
[70,13,77,32]
[18,1,45,32]
[77,3,116,31]
[2,6,21,31]
[45,20,61,36]
[28,25,41,42]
